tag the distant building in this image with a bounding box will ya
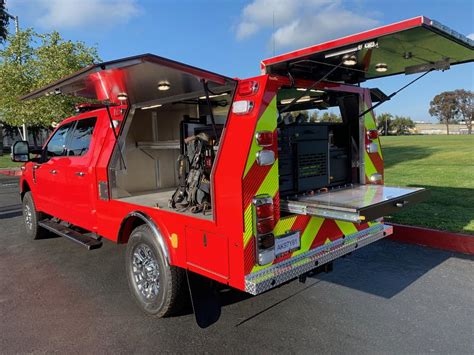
[414,123,471,135]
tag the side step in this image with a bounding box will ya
[38,220,103,250]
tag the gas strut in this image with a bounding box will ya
[280,60,345,114]
[105,103,127,170]
[201,79,219,142]
[358,68,433,118]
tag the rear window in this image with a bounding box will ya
[68,117,97,156]
[46,122,74,157]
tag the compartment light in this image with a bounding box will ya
[157,80,171,91]
[232,100,254,114]
[117,92,128,101]
[141,104,163,110]
[342,54,357,66]
[375,63,388,72]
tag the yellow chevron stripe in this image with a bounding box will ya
[274,215,298,235]
[335,220,358,236]
[255,160,279,197]
[364,150,378,177]
[243,204,253,247]
[292,217,324,257]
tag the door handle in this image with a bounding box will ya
[49,169,57,175]
[75,172,86,177]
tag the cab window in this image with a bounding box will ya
[68,117,97,156]
[46,122,74,158]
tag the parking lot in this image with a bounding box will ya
[1,175,473,353]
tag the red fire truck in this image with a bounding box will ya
[12,17,473,326]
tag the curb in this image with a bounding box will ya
[387,223,474,256]
[0,169,22,176]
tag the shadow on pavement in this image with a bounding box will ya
[309,239,473,299]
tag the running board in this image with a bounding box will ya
[38,220,103,250]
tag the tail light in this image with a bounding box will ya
[257,217,275,234]
[238,81,259,96]
[256,202,274,218]
[257,233,275,249]
[256,150,275,166]
[367,129,379,140]
[255,131,273,147]
[253,196,275,265]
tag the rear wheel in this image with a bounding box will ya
[125,224,187,317]
[22,191,47,240]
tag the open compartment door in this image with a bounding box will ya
[21,53,236,104]
[261,16,473,83]
[281,185,429,223]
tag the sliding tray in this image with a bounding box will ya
[281,185,429,223]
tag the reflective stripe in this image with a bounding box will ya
[243,96,278,176]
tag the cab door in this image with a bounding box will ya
[62,116,98,232]
[33,121,75,220]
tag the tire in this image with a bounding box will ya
[22,191,47,240]
[125,224,187,317]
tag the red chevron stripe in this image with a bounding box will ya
[243,162,272,209]
[310,219,343,249]
[244,237,256,275]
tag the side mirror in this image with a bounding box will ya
[11,141,30,162]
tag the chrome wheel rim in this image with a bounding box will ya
[24,204,33,230]
[132,244,160,300]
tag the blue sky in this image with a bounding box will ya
[6,0,474,122]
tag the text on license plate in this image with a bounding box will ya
[275,232,301,257]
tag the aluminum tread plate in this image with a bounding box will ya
[245,224,392,295]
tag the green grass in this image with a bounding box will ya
[381,135,474,235]
[0,154,22,169]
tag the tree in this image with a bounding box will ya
[376,113,393,136]
[391,116,415,135]
[429,91,458,135]
[0,0,9,43]
[0,29,100,127]
[454,89,473,134]
[320,111,342,123]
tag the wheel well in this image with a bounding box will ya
[117,211,171,264]
[117,216,146,244]
[21,181,31,200]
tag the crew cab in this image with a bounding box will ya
[11,17,473,326]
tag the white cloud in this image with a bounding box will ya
[32,0,140,29]
[235,0,380,50]
[467,33,474,40]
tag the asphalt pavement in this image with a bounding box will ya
[1,175,473,354]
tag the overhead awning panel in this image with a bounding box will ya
[261,16,474,84]
[21,54,236,104]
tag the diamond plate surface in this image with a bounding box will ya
[245,224,393,295]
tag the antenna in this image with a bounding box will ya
[272,10,275,56]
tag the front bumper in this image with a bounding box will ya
[245,223,393,295]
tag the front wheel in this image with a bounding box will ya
[125,224,187,317]
[22,191,47,240]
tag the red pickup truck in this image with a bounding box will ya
[11,17,473,326]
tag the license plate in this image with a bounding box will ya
[275,232,301,257]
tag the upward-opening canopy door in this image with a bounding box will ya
[21,53,236,105]
[261,16,473,83]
